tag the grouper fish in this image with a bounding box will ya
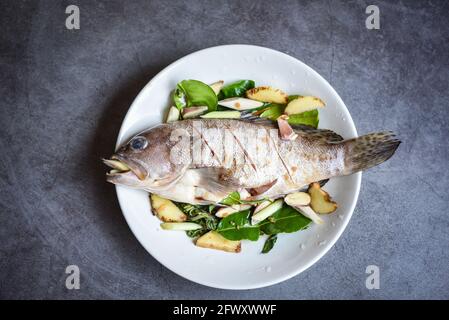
[104,119,400,204]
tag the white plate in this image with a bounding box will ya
[115,45,361,290]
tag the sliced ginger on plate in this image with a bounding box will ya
[307,182,338,214]
[150,194,187,222]
[284,96,325,115]
[196,231,241,253]
[246,86,288,104]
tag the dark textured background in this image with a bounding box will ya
[1,0,448,299]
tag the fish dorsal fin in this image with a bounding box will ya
[246,179,278,196]
[291,125,344,143]
[240,112,344,143]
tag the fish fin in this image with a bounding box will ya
[240,113,344,143]
[343,131,401,174]
[299,179,329,192]
[292,125,344,143]
[247,179,278,196]
[192,168,239,196]
[317,179,329,188]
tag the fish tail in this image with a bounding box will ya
[343,131,401,175]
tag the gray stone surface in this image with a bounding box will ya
[1,0,448,299]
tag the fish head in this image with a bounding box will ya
[105,124,187,191]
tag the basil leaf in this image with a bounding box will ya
[173,87,187,110]
[221,191,241,206]
[287,109,319,128]
[218,80,255,100]
[177,80,218,111]
[260,103,285,120]
[259,205,311,235]
[221,191,268,206]
[217,210,260,241]
[262,234,278,253]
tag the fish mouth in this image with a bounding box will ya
[103,154,148,181]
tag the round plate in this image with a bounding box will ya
[115,45,361,290]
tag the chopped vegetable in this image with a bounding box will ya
[262,234,278,254]
[218,80,255,100]
[258,204,311,235]
[221,191,242,206]
[150,194,187,222]
[215,207,238,218]
[287,94,303,102]
[173,87,187,110]
[196,231,241,253]
[284,192,322,224]
[215,204,251,218]
[259,104,284,120]
[284,96,325,115]
[253,200,272,214]
[284,192,311,207]
[160,222,202,231]
[176,203,218,237]
[182,106,208,119]
[221,191,268,206]
[246,86,288,104]
[166,106,180,123]
[217,210,260,241]
[201,111,241,119]
[177,80,218,111]
[287,110,319,128]
[209,80,224,95]
[251,199,283,225]
[218,97,264,110]
[293,205,323,224]
[308,182,338,214]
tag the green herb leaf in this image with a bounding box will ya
[217,210,260,241]
[221,191,269,206]
[287,109,319,128]
[186,228,207,238]
[258,205,311,235]
[218,80,255,100]
[177,80,218,112]
[173,88,187,110]
[262,234,278,253]
[220,191,241,206]
[176,202,218,238]
[260,103,285,120]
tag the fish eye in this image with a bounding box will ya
[130,136,148,150]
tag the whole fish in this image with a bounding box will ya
[105,119,400,204]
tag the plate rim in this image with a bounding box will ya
[114,44,362,290]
